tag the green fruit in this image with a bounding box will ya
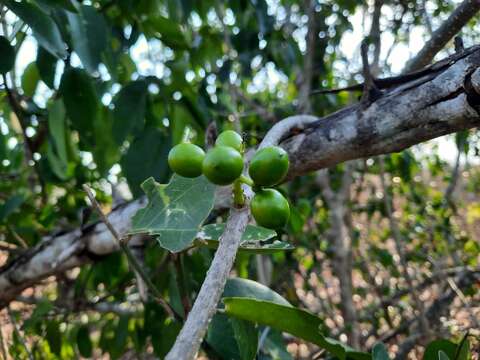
[249,146,289,186]
[202,146,244,185]
[215,130,243,152]
[250,189,290,229]
[168,143,205,178]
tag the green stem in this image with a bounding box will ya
[233,180,245,207]
[238,174,254,187]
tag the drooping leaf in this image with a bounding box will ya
[60,67,98,144]
[36,0,78,13]
[21,62,40,97]
[120,127,170,197]
[454,337,470,360]
[76,326,92,358]
[129,175,215,252]
[0,194,25,222]
[231,318,258,360]
[0,36,15,74]
[223,278,290,306]
[224,298,370,360]
[45,321,62,356]
[6,0,67,58]
[112,80,148,145]
[372,342,390,360]
[144,16,189,49]
[92,107,119,175]
[66,5,108,73]
[206,314,243,360]
[37,46,57,88]
[424,340,457,360]
[438,351,450,360]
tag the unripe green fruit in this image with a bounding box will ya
[202,146,244,185]
[249,146,289,187]
[250,189,290,229]
[215,130,243,152]
[168,143,205,178]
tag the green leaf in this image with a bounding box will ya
[144,16,189,49]
[66,5,108,73]
[206,314,243,360]
[120,127,171,197]
[223,278,290,306]
[6,0,67,58]
[21,62,40,97]
[262,330,293,360]
[151,318,182,358]
[129,175,215,252]
[37,46,57,88]
[23,300,53,330]
[60,67,98,144]
[36,0,77,13]
[112,80,148,145]
[45,321,62,356]
[223,298,370,360]
[232,318,258,360]
[454,337,470,360]
[438,351,450,360]
[0,36,15,74]
[0,194,25,222]
[46,100,69,179]
[424,340,457,360]
[92,107,119,175]
[372,342,390,360]
[196,224,293,254]
[76,326,92,358]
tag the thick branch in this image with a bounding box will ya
[404,0,480,73]
[1,48,480,310]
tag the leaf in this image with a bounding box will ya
[223,298,370,360]
[76,326,92,358]
[454,337,470,360]
[197,224,293,254]
[223,278,290,306]
[21,62,40,97]
[36,46,57,88]
[23,300,53,330]
[46,100,69,179]
[206,314,243,360]
[45,321,62,356]
[424,340,457,360]
[92,107,119,175]
[438,351,450,360]
[0,36,15,74]
[144,16,189,49]
[0,194,25,222]
[231,318,258,360]
[372,342,390,360]
[66,5,108,73]
[60,67,98,144]
[6,0,67,58]
[129,175,215,252]
[112,80,148,145]
[120,127,171,197]
[262,329,293,360]
[36,0,77,13]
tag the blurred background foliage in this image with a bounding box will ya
[0,0,479,359]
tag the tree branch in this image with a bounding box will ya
[404,0,480,73]
[1,48,480,314]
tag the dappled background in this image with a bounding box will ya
[0,0,479,359]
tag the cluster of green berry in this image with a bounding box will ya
[168,130,291,229]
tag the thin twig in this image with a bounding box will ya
[82,184,176,319]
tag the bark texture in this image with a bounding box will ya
[1,48,480,311]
